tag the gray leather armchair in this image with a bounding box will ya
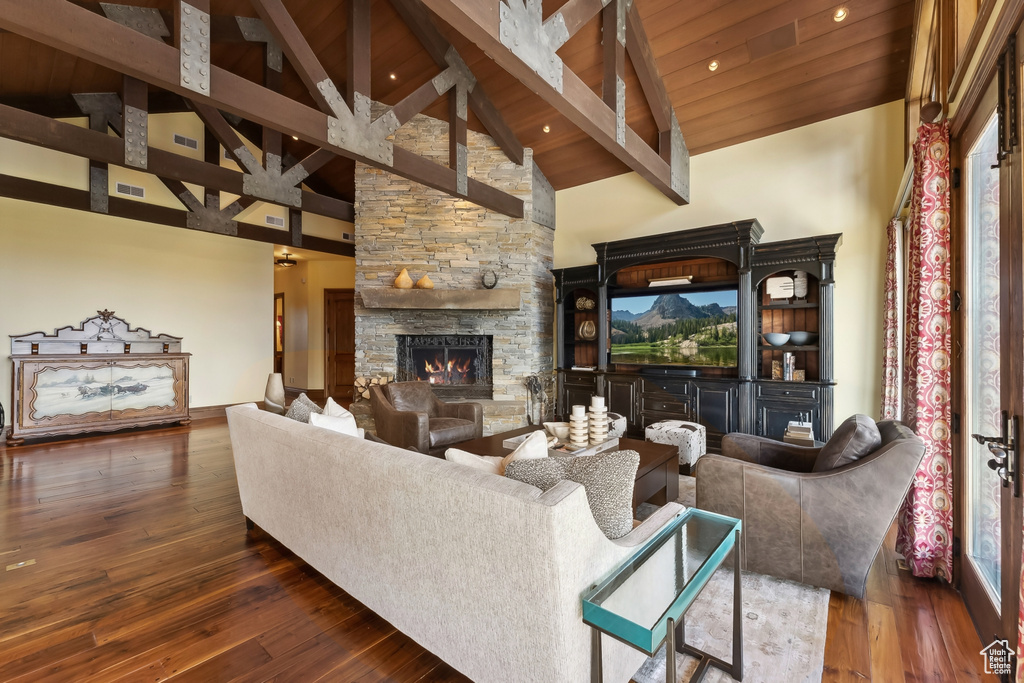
[370,381,483,456]
[694,417,925,597]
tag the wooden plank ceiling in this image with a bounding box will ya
[0,0,913,201]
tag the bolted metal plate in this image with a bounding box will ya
[230,145,262,174]
[322,85,397,166]
[531,162,555,229]
[123,105,148,169]
[615,76,626,146]
[235,16,283,72]
[232,147,302,207]
[73,93,123,130]
[434,46,476,96]
[499,0,569,93]
[181,190,241,235]
[455,143,468,195]
[100,3,169,39]
[90,165,109,214]
[669,113,690,202]
[179,1,211,95]
[615,0,627,45]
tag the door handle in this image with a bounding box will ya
[972,410,1020,497]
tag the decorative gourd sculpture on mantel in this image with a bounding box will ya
[394,268,414,289]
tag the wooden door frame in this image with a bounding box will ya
[274,292,285,375]
[324,288,355,403]
[950,62,1024,648]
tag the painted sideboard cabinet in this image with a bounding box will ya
[7,311,190,445]
[553,221,841,451]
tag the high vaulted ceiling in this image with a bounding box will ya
[0,0,913,203]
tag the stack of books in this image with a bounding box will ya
[783,421,815,447]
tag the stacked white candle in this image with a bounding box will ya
[588,396,609,445]
[568,404,590,449]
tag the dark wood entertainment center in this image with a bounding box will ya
[553,220,841,450]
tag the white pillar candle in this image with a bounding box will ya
[572,404,586,418]
[591,396,605,410]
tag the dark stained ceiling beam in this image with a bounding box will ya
[0,101,355,222]
[624,0,674,139]
[0,173,354,256]
[389,0,524,164]
[418,0,688,204]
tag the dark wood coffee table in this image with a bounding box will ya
[455,426,679,515]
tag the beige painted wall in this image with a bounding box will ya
[0,198,272,409]
[554,101,905,423]
[272,258,355,391]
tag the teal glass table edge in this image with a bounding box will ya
[581,508,743,683]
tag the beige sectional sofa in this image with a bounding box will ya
[226,403,682,683]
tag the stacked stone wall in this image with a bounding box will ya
[354,114,554,434]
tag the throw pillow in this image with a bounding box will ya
[505,449,640,540]
[309,412,361,438]
[323,397,351,418]
[284,392,323,423]
[445,429,549,476]
[812,414,882,472]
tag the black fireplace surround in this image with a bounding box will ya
[396,335,493,399]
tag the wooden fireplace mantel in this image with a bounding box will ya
[360,289,521,310]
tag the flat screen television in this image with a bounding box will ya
[609,288,738,367]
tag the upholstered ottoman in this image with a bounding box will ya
[645,420,706,470]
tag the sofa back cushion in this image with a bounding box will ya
[506,449,640,539]
[385,381,437,417]
[813,414,882,472]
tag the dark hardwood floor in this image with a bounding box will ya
[0,419,995,682]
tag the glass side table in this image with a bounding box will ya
[582,508,743,683]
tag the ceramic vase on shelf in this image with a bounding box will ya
[588,395,609,445]
[568,404,589,449]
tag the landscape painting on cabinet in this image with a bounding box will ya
[31,364,176,419]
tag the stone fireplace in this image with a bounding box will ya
[396,334,493,400]
[353,113,554,434]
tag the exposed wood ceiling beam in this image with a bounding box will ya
[0,0,523,218]
[418,0,688,204]
[388,0,524,164]
[0,173,354,256]
[0,101,355,222]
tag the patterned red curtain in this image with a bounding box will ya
[880,217,901,420]
[895,121,953,580]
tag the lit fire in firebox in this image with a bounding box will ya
[422,354,474,385]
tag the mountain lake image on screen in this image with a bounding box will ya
[610,290,738,367]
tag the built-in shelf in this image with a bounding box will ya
[760,302,818,309]
[360,288,521,310]
[758,345,820,351]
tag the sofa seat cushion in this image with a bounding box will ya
[428,418,477,448]
[505,449,641,540]
[813,414,882,472]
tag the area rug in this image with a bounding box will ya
[631,475,829,683]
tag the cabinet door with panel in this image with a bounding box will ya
[605,375,639,426]
[558,371,598,419]
[692,382,738,447]
[754,382,821,440]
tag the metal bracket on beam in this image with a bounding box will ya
[234,146,302,206]
[177,188,241,235]
[100,3,169,39]
[615,76,625,146]
[72,93,123,131]
[90,165,109,214]
[669,113,689,202]
[235,16,283,73]
[124,105,148,169]
[180,2,211,94]
[455,143,468,195]
[321,82,398,166]
[531,161,555,229]
[499,0,569,93]
[433,46,477,98]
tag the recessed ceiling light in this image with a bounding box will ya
[542,125,551,133]
[708,60,720,72]
[833,7,848,22]
[291,135,298,140]
[389,73,397,80]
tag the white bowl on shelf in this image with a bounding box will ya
[762,332,791,347]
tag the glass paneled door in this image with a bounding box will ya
[963,112,1003,609]
[955,56,1024,652]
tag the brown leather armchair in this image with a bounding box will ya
[370,381,483,456]
[694,418,925,597]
